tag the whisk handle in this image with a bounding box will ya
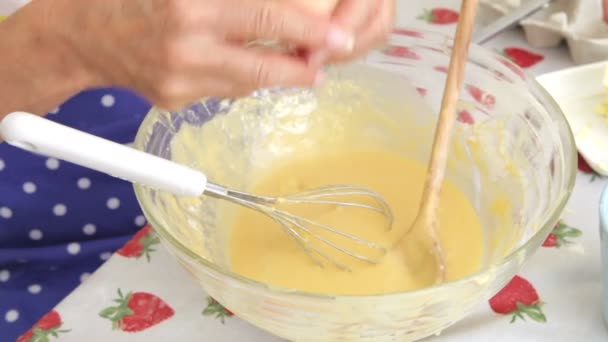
[0,112,207,197]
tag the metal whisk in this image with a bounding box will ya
[206,184,392,270]
[0,112,393,271]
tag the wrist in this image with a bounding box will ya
[21,0,99,90]
[0,1,98,117]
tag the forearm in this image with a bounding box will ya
[0,4,93,120]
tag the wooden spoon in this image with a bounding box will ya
[398,0,479,286]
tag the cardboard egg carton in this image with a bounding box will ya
[480,0,608,65]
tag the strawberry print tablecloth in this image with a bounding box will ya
[15,1,608,341]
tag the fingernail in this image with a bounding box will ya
[314,71,326,87]
[326,25,354,53]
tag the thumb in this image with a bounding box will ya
[218,0,354,53]
[216,44,325,90]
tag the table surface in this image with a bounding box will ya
[22,1,608,341]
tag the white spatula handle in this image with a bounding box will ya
[0,112,207,197]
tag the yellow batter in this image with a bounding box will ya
[161,69,496,296]
[229,150,484,295]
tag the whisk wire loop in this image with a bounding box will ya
[203,182,393,271]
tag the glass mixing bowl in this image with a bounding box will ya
[133,28,576,341]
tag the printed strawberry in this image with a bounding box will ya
[418,8,459,24]
[416,87,427,97]
[202,297,234,324]
[458,110,475,125]
[498,57,526,79]
[17,310,69,342]
[382,46,420,59]
[578,153,601,181]
[503,47,544,68]
[393,28,423,37]
[117,224,160,261]
[99,289,175,332]
[434,65,448,74]
[489,275,546,323]
[543,221,582,248]
[578,153,593,173]
[466,85,496,109]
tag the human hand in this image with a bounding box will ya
[47,0,354,110]
[310,0,396,64]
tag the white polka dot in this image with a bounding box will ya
[106,197,120,210]
[22,182,36,194]
[0,270,10,282]
[101,94,115,107]
[46,158,60,170]
[67,242,80,255]
[28,284,42,294]
[53,204,67,216]
[100,252,112,261]
[49,107,60,114]
[80,272,90,282]
[29,229,43,240]
[134,215,146,226]
[0,207,12,219]
[82,223,96,235]
[0,158,4,171]
[77,177,91,190]
[5,310,18,323]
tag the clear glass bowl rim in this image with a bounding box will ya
[132,26,577,301]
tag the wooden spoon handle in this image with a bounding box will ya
[420,0,479,217]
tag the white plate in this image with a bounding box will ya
[536,60,608,175]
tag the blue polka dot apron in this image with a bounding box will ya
[0,87,152,340]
